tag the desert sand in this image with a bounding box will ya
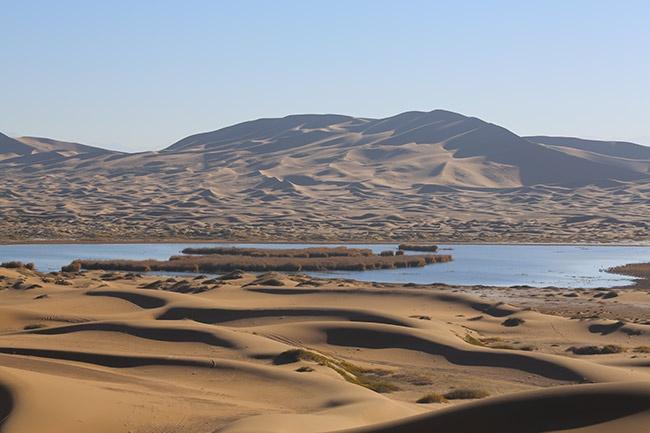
[0,263,649,433]
[2,110,650,243]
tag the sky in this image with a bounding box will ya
[2,0,649,152]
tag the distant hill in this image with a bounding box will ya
[1,110,649,242]
[160,110,648,187]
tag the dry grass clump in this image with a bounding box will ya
[274,349,398,393]
[568,344,625,355]
[463,334,485,346]
[398,244,438,252]
[181,246,373,257]
[70,253,452,273]
[633,346,650,353]
[443,388,490,400]
[417,393,447,404]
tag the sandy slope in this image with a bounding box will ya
[0,266,648,432]
[1,111,650,242]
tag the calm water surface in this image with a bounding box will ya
[1,243,650,288]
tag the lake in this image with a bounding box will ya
[1,243,649,288]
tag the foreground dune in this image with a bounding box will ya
[0,265,649,432]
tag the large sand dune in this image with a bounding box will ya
[0,265,648,432]
[1,110,650,242]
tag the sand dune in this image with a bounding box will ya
[0,264,648,432]
[347,382,650,433]
[2,110,650,242]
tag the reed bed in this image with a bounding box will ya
[69,253,452,273]
[608,262,650,288]
[398,244,439,252]
[180,246,373,257]
[609,262,650,279]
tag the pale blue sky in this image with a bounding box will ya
[2,0,649,151]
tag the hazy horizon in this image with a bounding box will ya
[3,0,649,151]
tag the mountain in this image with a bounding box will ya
[161,110,648,187]
[1,110,649,243]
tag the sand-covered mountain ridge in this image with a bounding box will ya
[4,110,650,187]
[2,110,650,242]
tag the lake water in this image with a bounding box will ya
[1,243,650,288]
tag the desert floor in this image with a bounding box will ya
[0,266,649,433]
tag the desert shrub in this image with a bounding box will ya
[633,346,650,353]
[444,388,490,400]
[502,317,525,327]
[568,345,625,355]
[417,393,447,404]
[379,250,394,257]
